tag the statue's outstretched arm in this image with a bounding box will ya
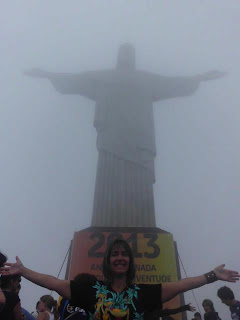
[194,70,227,82]
[24,68,100,101]
[149,70,226,102]
[24,68,50,78]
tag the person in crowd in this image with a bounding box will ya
[0,272,24,319]
[193,311,202,320]
[217,286,240,320]
[0,287,6,311]
[58,274,96,320]
[0,239,239,320]
[36,295,58,320]
[0,252,7,310]
[13,276,35,320]
[146,302,196,320]
[202,299,221,320]
[31,301,40,318]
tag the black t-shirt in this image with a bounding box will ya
[230,301,240,320]
[58,297,87,320]
[0,290,20,320]
[204,311,221,320]
[70,279,162,320]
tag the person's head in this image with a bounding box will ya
[194,312,202,320]
[0,274,21,293]
[0,252,7,268]
[38,295,57,313]
[217,286,235,306]
[36,301,40,312]
[102,239,135,285]
[202,299,215,313]
[116,43,136,71]
[162,317,175,320]
[74,273,97,285]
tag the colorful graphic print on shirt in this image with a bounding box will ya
[88,282,144,320]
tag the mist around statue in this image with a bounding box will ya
[0,1,240,318]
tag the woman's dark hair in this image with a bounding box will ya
[40,295,58,318]
[202,299,215,312]
[0,252,7,268]
[194,312,202,318]
[217,286,234,300]
[102,239,135,285]
[40,295,57,309]
[0,275,21,290]
[74,273,97,285]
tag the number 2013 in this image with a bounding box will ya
[88,232,160,259]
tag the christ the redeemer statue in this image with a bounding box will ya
[25,44,225,227]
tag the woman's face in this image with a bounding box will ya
[203,305,212,313]
[38,299,47,312]
[109,245,130,276]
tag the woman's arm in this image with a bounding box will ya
[162,274,207,302]
[162,264,239,302]
[160,304,195,316]
[20,267,71,299]
[0,257,71,299]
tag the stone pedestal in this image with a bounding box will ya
[66,226,186,320]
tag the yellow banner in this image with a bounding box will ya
[69,228,184,320]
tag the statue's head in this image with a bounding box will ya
[116,43,136,71]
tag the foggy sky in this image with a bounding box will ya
[1,0,240,317]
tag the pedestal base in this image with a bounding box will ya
[66,227,186,320]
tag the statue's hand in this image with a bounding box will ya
[200,70,227,81]
[24,68,48,78]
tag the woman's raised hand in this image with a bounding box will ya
[0,256,24,276]
[214,264,240,283]
[188,304,196,312]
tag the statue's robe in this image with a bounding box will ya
[49,70,199,227]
